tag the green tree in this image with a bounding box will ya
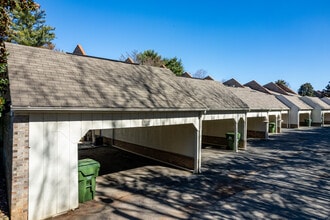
[7,4,55,49]
[275,79,290,88]
[323,81,330,97]
[1,0,39,113]
[163,57,184,76]
[136,50,164,66]
[127,50,185,76]
[298,82,314,96]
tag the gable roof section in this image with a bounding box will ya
[276,95,313,110]
[300,96,330,110]
[223,78,244,88]
[6,43,206,111]
[228,87,289,111]
[244,80,272,94]
[177,78,249,111]
[203,76,214,81]
[263,82,289,95]
[72,44,86,55]
[182,72,192,78]
[276,83,297,95]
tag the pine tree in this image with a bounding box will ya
[163,57,184,76]
[7,4,55,49]
[298,83,314,96]
[0,0,39,113]
[323,81,330,97]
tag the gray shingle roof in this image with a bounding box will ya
[276,84,297,95]
[321,97,330,105]
[6,43,206,111]
[177,78,249,111]
[6,43,248,112]
[300,96,330,110]
[244,80,272,94]
[277,95,313,110]
[227,87,289,111]
[263,82,289,95]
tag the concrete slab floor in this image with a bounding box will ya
[52,127,330,220]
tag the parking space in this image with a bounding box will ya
[53,127,329,219]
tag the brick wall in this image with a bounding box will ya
[3,114,29,220]
[3,114,13,207]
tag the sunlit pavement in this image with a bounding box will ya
[54,127,330,220]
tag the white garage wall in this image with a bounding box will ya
[103,124,196,157]
[29,113,79,220]
[247,117,266,132]
[202,119,234,137]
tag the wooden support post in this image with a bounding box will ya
[194,112,203,174]
[92,130,96,144]
[234,119,238,153]
[264,117,269,139]
[242,117,247,150]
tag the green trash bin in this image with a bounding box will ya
[269,122,276,133]
[305,119,312,127]
[225,132,241,150]
[78,158,100,203]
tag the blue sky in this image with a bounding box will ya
[37,0,329,92]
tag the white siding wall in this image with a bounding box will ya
[202,119,235,137]
[247,117,266,132]
[28,111,200,219]
[312,109,322,124]
[103,124,196,157]
[29,113,78,220]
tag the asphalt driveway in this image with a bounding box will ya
[54,127,330,220]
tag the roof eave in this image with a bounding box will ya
[11,106,208,113]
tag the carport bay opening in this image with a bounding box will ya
[79,124,199,174]
[201,118,246,150]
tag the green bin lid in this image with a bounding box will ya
[226,132,235,135]
[78,158,100,176]
[78,158,100,167]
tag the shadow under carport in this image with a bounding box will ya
[78,145,170,175]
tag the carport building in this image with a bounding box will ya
[300,96,330,126]
[2,43,211,219]
[226,86,289,138]
[178,77,249,151]
[276,95,313,128]
[1,43,249,220]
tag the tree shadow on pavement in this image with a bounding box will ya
[56,127,330,219]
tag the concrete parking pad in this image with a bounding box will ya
[53,127,330,220]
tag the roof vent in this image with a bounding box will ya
[182,72,192,78]
[73,44,86,55]
[125,57,135,64]
[223,78,244,87]
[203,76,214,80]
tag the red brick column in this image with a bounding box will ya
[10,115,29,220]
